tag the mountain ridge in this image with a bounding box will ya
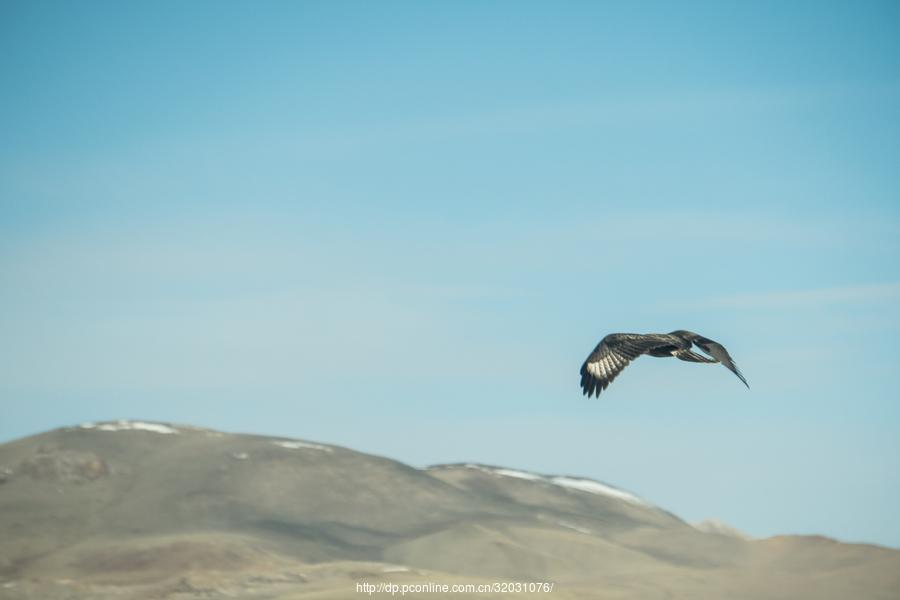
[0,420,897,599]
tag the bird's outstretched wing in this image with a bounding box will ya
[691,335,749,388]
[579,333,676,398]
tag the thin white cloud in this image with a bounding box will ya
[277,86,822,160]
[704,283,900,310]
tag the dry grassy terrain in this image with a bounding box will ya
[0,422,897,599]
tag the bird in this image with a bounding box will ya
[579,330,748,398]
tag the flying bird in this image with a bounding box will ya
[579,330,748,397]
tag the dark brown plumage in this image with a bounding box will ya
[579,330,748,398]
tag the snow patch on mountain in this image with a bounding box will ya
[549,476,647,505]
[272,440,332,452]
[79,421,179,434]
[450,463,650,506]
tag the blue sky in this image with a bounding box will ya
[2,1,899,547]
